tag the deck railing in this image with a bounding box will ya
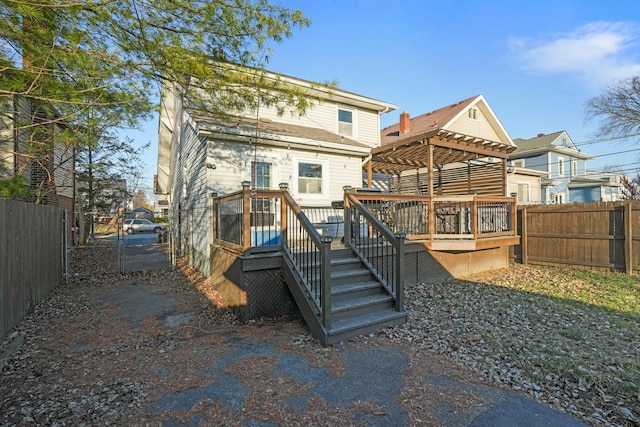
[347,191,516,241]
[344,192,405,311]
[212,182,332,327]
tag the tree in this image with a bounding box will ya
[0,0,312,199]
[620,174,640,200]
[585,76,640,138]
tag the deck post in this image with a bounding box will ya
[395,232,406,311]
[279,183,288,247]
[321,235,333,330]
[242,181,251,250]
[343,186,352,246]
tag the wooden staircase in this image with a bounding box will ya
[282,245,407,346]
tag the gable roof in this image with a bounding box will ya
[512,130,594,160]
[381,94,514,147]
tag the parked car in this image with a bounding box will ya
[123,219,165,234]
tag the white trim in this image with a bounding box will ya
[516,181,530,203]
[337,105,357,139]
[558,157,565,177]
[244,155,281,190]
[293,157,329,199]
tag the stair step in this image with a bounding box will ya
[331,280,382,302]
[331,294,394,321]
[330,256,362,271]
[326,309,408,345]
[330,268,372,286]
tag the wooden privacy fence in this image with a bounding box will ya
[511,201,640,274]
[1,200,66,339]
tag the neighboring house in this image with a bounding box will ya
[156,70,397,275]
[379,94,516,196]
[510,131,609,204]
[126,206,154,220]
[568,170,623,203]
[0,95,76,241]
[507,166,547,205]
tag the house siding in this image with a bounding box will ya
[250,102,381,147]
[448,109,501,142]
[569,187,600,204]
[206,138,363,205]
[172,112,211,276]
[507,174,541,205]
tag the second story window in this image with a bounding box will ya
[338,108,353,137]
[558,157,565,177]
[572,160,577,177]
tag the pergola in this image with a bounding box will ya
[364,128,517,196]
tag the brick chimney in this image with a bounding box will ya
[537,133,545,137]
[399,111,410,135]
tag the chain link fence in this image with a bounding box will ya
[116,214,171,273]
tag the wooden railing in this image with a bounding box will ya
[212,182,333,327]
[212,182,283,252]
[347,191,516,241]
[344,192,405,311]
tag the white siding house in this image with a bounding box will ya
[156,71,397,276]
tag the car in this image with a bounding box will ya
[123,219,165,234]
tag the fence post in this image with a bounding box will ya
[242,181,251,250]
[321,236,333,330]
[625,201,633,274]
[395,232,406,311]
[279,183,288,247]
[521,206,528,265]
[62,209,68,283]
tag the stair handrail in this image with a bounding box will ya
[281,188,333,329]
[344,190,405,311]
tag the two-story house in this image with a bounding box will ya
[156,71,397,276]
[510,131,603,204]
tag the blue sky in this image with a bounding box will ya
[135,0,640,192]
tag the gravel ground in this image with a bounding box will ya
[376,265,639,427]
[1,247,638,426]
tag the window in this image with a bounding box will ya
[558,157,565,177]
[252,161,271,190]
[553,193,564,204]
[298,162,323,194]
[572,160,577,177]
[338,108,353,137]
[251,161,272,213]
[512,159,525,168]
[517,182,530,203]
[468,107,479,120]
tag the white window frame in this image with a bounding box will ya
[294,158,328,198]
[572,160,577,177]
[250,161,273,214]
[337,106,355,138]
[468,107,479,121]
[512,159,525,168]
[517,182,530,203]
[557,157,565,177]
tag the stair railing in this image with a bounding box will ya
[280,185,333,330]
[344,190,405,311]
